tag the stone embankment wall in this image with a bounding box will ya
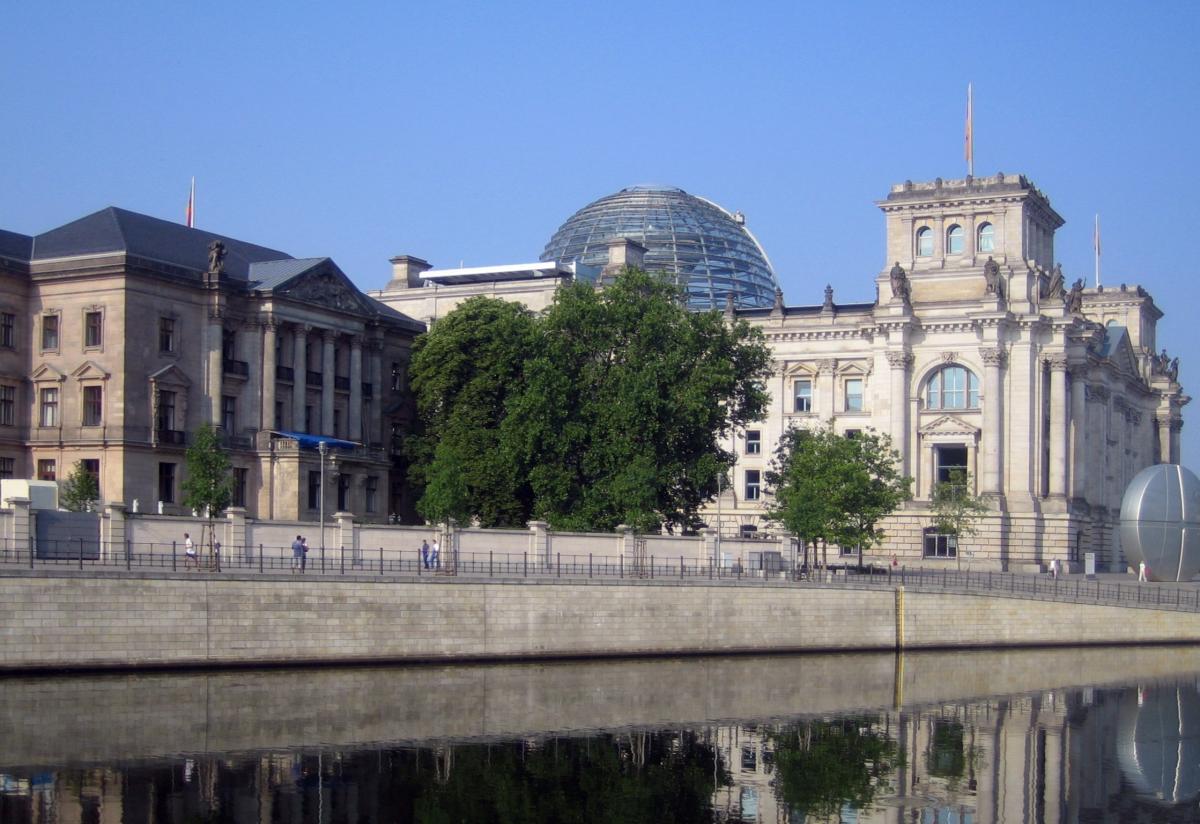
[1,570,1198,672]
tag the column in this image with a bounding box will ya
[321,330,336,436]
[261,317,277,431]
[1171,419,1184,464]
[1158,416,1173,464]
[979,347,1006,495]
[244,320,262,435]
[292,324,309,433]
[817,359,836,420]
[206,311,223,425]
[1069,364,1087,500]
[886,351,912,476]
[349,335,363,443]
[369,340,383,447]
[1047,354,1068,498]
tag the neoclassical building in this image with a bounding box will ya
[377,175,1187,570]
[0,208,423,521]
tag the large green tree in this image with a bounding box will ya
[182,422,233,558]
[765,425,842,570]
[407,269,772,533]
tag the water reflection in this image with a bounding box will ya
[3,649,1200,822]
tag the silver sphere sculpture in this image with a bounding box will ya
[1119,464,1200,582]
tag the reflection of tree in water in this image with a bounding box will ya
[769,717,900,820]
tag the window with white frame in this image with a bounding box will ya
[916,227,934,257]
[844,378,864,412]
[926,365,980,410]
[39,387,59,427]
[745,430,761,455]
[84,310,103,348]
[977,222,995,253]
[793,378,812,413]
[82,385,103,427]
[924,527,958,558]
[41,314,59,351]
[946,224,964,255]
[744,469,761,501]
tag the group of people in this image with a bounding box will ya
[182,532,222,572]
[420,538,440,570]
[291,535,310,573]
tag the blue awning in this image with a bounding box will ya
[270,430,359,450]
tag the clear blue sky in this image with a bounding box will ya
[4,2,1199,467]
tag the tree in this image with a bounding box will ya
[182,423,233,559]
[930,469,990,568]
[59,460,99,512]
[770,718,900,818]
[767,424,911,570]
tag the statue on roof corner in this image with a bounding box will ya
[823,283,834,311]
[1044,263,1065,301]
[1065,278,1084,314]
[773,286,784,312]
[983,256,1004,299]
[889,262,911,307]
[207,240,227,276]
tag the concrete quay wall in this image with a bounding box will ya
[3,571,1200,671]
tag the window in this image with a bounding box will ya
[916,227,933,257]
[946,224,964,255]
[844,379,864,412]
[305,405,315,433]
[158,462,175,503]
[793,379,813,413]
[81,459,100,488]
[222,329,236,363]
[39,387,59,427]
[37,459,56,481]
[307,470,321,510]
[0,457,13,479]
[337,473,349,511]
[232,467,248,508]
[221,395,236,433]
[365,476,378,513]
[745,430,761,455]
[41,314,59,351]
[156,390,176,431]
[159,317,176,353]
[82,385,103,426]
[391,362,404,391]
[0,312,13,348]
[977,222,995,253]
[744,469,761,501]
[0,385,13,426]
[935,445,969,485]
[845,429,862,439]
[924,527,958,558]
[926,365,980,410]
[84,311,103,348]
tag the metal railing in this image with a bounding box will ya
[1,539,1196,613]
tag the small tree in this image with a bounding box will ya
[829,429,912,569]
[182,423,233,560]
[766,425,841,571]
[60,461,99,512]
[930,469,990,569]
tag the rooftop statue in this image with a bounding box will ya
[889,261,911,306]
[983,256,1004,299]
[1065,278,1084,314]
[207,239,227,276]
[1044,264,1065,301]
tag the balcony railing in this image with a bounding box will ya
[306,371,323,387]
[334,376,351,391]
[156,429,186,446]
[277,365,294,382]
[223,359,249,377]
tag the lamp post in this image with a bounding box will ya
[317,441,337,559]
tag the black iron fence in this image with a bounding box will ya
[0,538,1196,614]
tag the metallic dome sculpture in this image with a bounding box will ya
[541,185,779,311]
[1120,464,1200,582]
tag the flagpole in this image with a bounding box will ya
[1094,214,1101,288]
[965,82,974,177]
[186,177,196,228]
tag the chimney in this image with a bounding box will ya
[602,237,647,279]
[386,255,432,290]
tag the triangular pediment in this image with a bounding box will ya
[1107,333,1139,377]
[781,360,817,378]
[71,360,110,381]
[277,262,376,316]
[919,414,980,439]
[29,363,66,382]
[148,363,191,386]
[838,360,871,377]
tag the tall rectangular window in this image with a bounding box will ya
[156,390,176,431]
[307,470,321,510]
[744,469,761,501]
[365,476,378,513]
[794,379,812,413]
[0,385,14,426]
[221,395,236,433]
[222,329,236,363]
[39,387,59,427]
[159,317,176,353]
[158,462,175,503]
[41,315,59,351]
[0,457,14,479]
[37,459,56,481]
[84,311,103,348]
[81,459,100,488]
[745,430,761,455]
[232,467,248,508]
[82,385,103,426]
[337,473,349,511]
[0,312,14,348]
[844,379,864,412]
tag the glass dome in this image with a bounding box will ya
[541,186,779,310]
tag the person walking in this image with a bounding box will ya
[1049,558,1058,580]
[1138,560,1148,582]
[291,535,304,573]
[184,532,197,570]
[420,539,430,570]
[213,541,222,573]
[300,536,309,573]
[429,538,440,571]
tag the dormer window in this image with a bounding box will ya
[916,227,933,257]
[977,222,995,253]
[946,225,964,255]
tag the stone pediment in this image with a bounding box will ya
[148,363,191,386]
[29,363,66,382]
[279,264,375,316]
[1106,334,1139,377]
[838,360,871,377]
[781,360,817,377]
[71,360,111,381]
[919,414,980,442]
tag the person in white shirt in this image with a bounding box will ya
[430,538,440,570]
[184,532,197,570]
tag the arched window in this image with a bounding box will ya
[977,222,995,253]
[916,227,933,257]
[926,365,980,410]
[946,224,964,254]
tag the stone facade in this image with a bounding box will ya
[0,209,424,522]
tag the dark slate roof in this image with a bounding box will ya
[30,207,292,279]
[248,258,327,290]
[1094,324,1128,359]
[0,229,33,262]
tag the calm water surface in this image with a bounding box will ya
[2,648,1200,823]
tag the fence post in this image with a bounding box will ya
[172,540,177,572]
[680,555,684,579]
[589,553,592,578]
[259,544,264,573]
[524,551,528,578]
[321,547,326,574]
[79,537,84,570]
[620,555,623,579]
[418,549,422,576]
[379,547,384,575]
[556,552,560,578]
[490,550,494,577]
